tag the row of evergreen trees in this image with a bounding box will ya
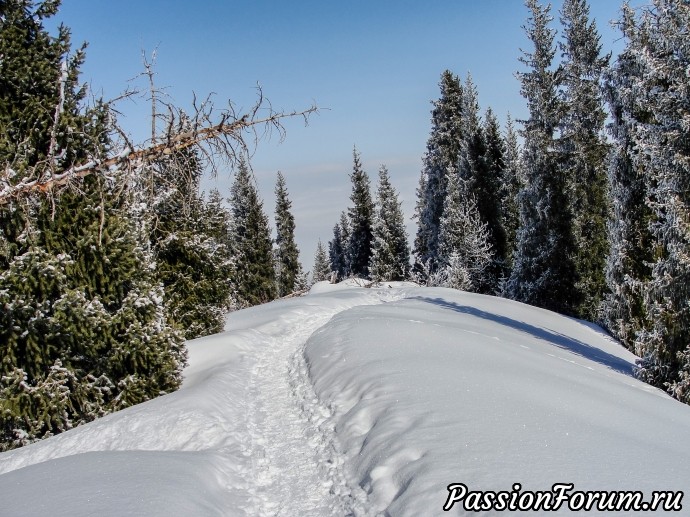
[316,149,410,284]
[0,0,306,450]
[506,0,690,403]
[229,161,306,307]
[602,0,690,402]
[313,0,690,405]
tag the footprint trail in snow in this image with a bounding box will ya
[242,288,405,516]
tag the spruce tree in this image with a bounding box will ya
[328,211,350,281]
[499,115,523,275]
[338,211,351,274]
[369,165,410,281]
[229,159,275,307]
[347,148,374,278]
[149,151,233,339]
[601,24,654,355]
[507,0,578,315]
[0,0,184,449]
[606,1,690,403]
[437,171,492,291]
[455,77,506,293]
[482,108,510,282]
[413,71,464,276]
[274,172,302,297]
[312,240,331,283]
[558,0,611,320]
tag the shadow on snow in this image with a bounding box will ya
[412,296,633,377]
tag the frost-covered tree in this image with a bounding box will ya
[558,0,611,320]
[604,1,690,403]
[149,151,233,339]
[601,7,654,353]
[369,165,410,281]
[456,74,485,200]
[347,148,374,278]
[482,108,509,276]
[312,240,331,284]
[328,211,349,281]
[507,0,578,315]
[499,115,523,274]
[0,183,186,450]
[456,83,506,293]
[0,0,185,450]
[414,70,464,275]
[274,172,302,297]
[436,171,492,291]
[229,159,275,307]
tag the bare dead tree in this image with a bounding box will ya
[142,49,159,145]
[0,83,318,206]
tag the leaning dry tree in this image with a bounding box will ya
[0,81,318,205]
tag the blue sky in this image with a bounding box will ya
[50,0,627,268]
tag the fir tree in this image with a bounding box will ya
[436,171,492,291]
[414,70,464,275]
[274,172,302,297]
[149,151,233,339]
[455,76,506,293]
[328,211,349,281]
[229,159,275,307]
[607,1,690,403]
[482,108,510,282]
[0,0,184,449]
[507,0,578,315]
[499,114,523,275]
[558,0,611,320]
[312,240,331,283]
[347,148,374,278]
[601,5,655,354]
[369,165,410,281]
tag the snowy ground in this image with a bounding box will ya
[1,282,689,516]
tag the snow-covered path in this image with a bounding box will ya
[238,284,408,515]
[243,306,362,515]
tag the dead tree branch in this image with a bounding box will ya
[0,94,319,205]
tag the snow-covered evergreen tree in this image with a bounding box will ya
[499,114,523,275]
[369,165,410,281]
[482,108,510,279]
[228,159,275,307]
[149,151,233,339]
[347,148,374,278]
[605,1,690,403]
[328,211,349,281]
[455,79,506,293]
[601,6,654,354]
[558,0,611,321]
[312,240,331,283]
[413,70,464,276]
[0,0,185,450]
[274,172,302,297]
[507,0,578,315]
[436,171,492,292]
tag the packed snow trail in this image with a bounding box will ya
[240,283,407,516]
[243,307,362,515]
